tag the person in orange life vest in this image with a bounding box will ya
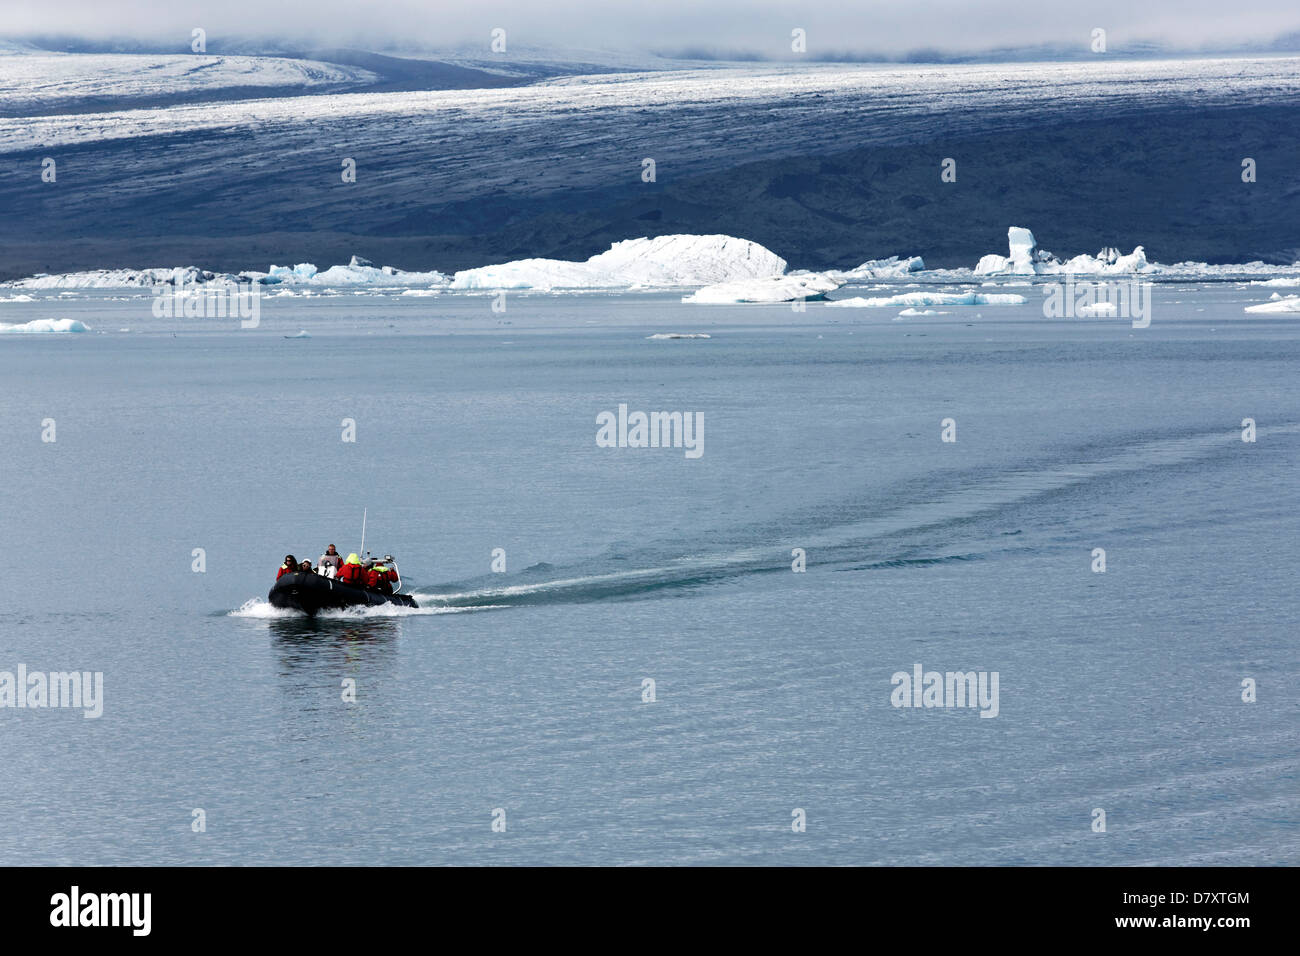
[337,553,366,586]
[276,555,298,579]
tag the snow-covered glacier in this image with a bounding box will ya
[0,50,379,115]
[7,53,1300,278]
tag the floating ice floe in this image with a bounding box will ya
[1248,277,1300,287]
[284,330,312,338]
[683,271,841,303]
[0,293,36,302]
[828,291,1026,307]
[975,227,1150,276]
[646,333,712,339]
[0,318,90,333]
[1244,294,1300,313]
[452,235,786,291]
[896,308,949,316]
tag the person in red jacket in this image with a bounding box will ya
[276,555,298,579]
[366,559,396,594]
[337,553,366,586]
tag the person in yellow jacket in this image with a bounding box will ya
[337,553,366,586]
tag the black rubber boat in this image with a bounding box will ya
[268,571,418,616]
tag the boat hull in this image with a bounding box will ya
[268,572,418,616]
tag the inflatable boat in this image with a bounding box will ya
[268,571,418,616]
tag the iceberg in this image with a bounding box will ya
[828,255,925,282]
[827,292,1027,307]
[0,318,90,333]
[975,227,1150,276]
[5,260,449,290]
[1244,294,1300,313]
[452,235,786,291]
[268,263,318,280]
[646,333,712,339]
[262,261,449,287]
[683,272,841,304]
[8,266,246,289]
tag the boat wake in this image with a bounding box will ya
[230,423,1297,619]
[411,423,1298,611]
[228,597,503,619]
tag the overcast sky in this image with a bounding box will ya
[6,1,1300,58]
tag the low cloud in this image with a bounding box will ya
[6,1,1300,58]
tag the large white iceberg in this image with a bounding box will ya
[683,272,841,304]
[0,317,90,333]
[451,235,786,291]
[975,227,1150,276]
[827,291,1026,307]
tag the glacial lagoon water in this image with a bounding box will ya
[1,285,1297,865]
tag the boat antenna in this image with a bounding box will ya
[359,507,367,559]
